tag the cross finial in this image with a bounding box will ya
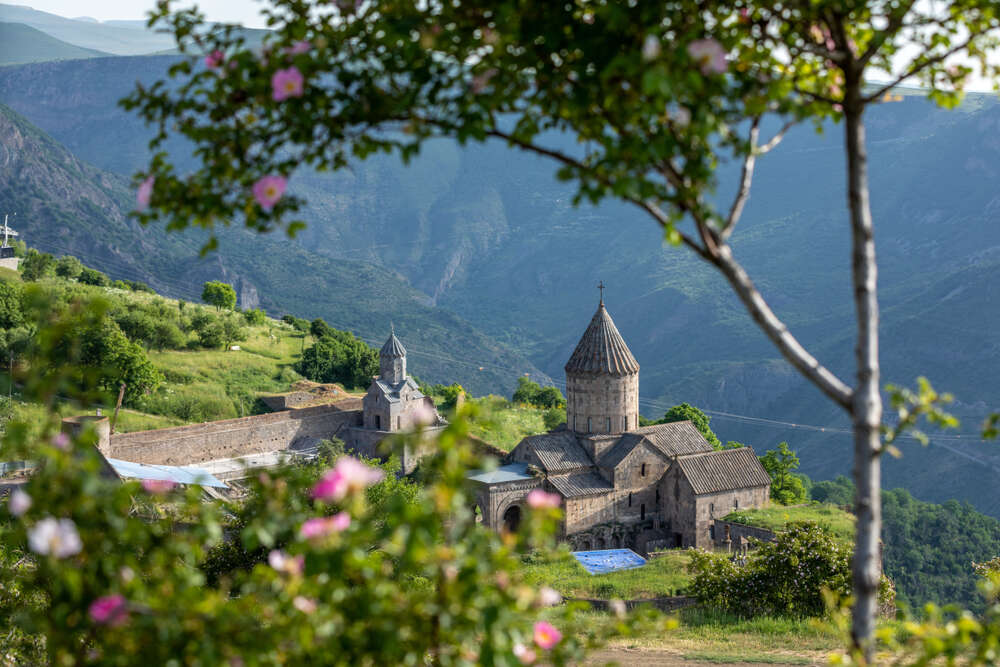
[390,321,395,336]
[597,281,605,305]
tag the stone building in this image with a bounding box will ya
[470,296,771,551]
[99,329,444,476]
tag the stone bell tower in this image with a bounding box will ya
[564,283,640,435]
[379,327,406,384]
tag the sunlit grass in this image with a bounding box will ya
[464,395,549,451]
[522,548,692,599]
[724,503,855,542]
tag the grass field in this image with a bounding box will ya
[723,503,855,542]
[522,549,692,599]
[464,395,549,451]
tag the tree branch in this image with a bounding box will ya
[720,117,761,242]
[482,125,853,410]
[863,33,983,102]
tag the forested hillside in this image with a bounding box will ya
[0,102,543,395]
[0,56,998,515]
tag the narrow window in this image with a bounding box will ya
[606,417,611,432]
[573,415,577,430]
[397,416,401,430]
[628,493,632,507]
[734,498,739,509]
[710,503,715,516]
[587,417,592,433]
[640,504,646,520]
[375,415,381,430]
[656,488,660,505]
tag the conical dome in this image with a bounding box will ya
[564,303,639,376]
[380,332,406,358]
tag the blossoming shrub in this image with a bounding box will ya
[688,522,891,618]
[0,302,662,664]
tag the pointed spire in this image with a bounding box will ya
[564,299,639,376]
[380,329,406,358]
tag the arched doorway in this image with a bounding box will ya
[502,505,521,533]
[595,537,606,549]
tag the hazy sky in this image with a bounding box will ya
[25,1,268,28]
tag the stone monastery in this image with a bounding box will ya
[470,297,771,552]
[58,294,768,554]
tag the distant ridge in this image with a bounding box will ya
[0,22,109,64]
[0,3,176,54]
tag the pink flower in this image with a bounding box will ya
[513,643,537,664]
[204,50,224,69]
[311,457,384,502]
[136,176,154,210]
[271,66,305,101]
[28,517,82,558]
[299,512,351,540]
[89,594,129,627]
[268,549,304,576]
[252,175,287,210]
[471,68,497,94]
[526,489,561,509]
[410,401,438,427]
[293,595,317,614]
[141,479,176,494]
[8,488,31,517]
[687,38,727,75]
[533,621,562,650]
[286,40,311,55]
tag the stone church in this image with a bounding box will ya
[470,296,771,551]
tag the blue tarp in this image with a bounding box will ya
[106,458,229,489]
[571,549,647,575]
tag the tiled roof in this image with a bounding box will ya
[514,431,593,472]
[548,471,614,498]
[380,332,406,358]
[676,447,772,495]
[373,378,425,403]
[599,421,713,469]
[564,303,639,376]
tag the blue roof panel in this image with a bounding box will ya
[467,462,535,484]
[107,458,229,489]
[571,549,647,575]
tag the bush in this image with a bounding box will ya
[542,407,565,430]
[19,249,55,281]
[78,267,111,287]
[688,522,891,617]
[296,330,378,389]
[243,308,267,326]
[53,255,83,280]
[511,377,566,409]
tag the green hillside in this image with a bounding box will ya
[0,101,544,395]
[0,56,998,518]
[0,22,108,64]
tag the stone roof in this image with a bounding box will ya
[599,421,713,469]
[675,447,772,495]
[513,431,593,472]
[373,377,423,403]
[548,471,614,498]
[380,332,406,358]
[564,303,639,376]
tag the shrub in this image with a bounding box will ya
[78,267,111,287]
[687,522,891,617]
[53,255,83,280]
[542,407,565,431]
[19,249,55,281]
[243,308,267,326]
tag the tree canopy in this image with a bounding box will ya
[201,280,237,311]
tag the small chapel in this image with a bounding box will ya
[469,291,771,552]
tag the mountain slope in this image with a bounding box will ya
[0,4,176,54]
[0,22,108,64]
[0,56,998,516]
[0,102,544,395]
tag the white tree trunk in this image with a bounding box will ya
[845,95,882,660]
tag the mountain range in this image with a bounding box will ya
[1,6,999,516]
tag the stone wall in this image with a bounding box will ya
[564,494,617,533]
[344,424,446,475]
[108,404,362,466]
[566,372,639,436]
[711,519,777,549]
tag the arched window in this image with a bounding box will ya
[628,493,632,507]
[641,463,646,477]
[587,417,592,433]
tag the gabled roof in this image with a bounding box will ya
[373,377,424,403]
[548,471,614,498]
[599,421,713,469]
[675,447,772,495]
[564,303,639,376]
[380,332,406,358]
[512,431,593,472]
